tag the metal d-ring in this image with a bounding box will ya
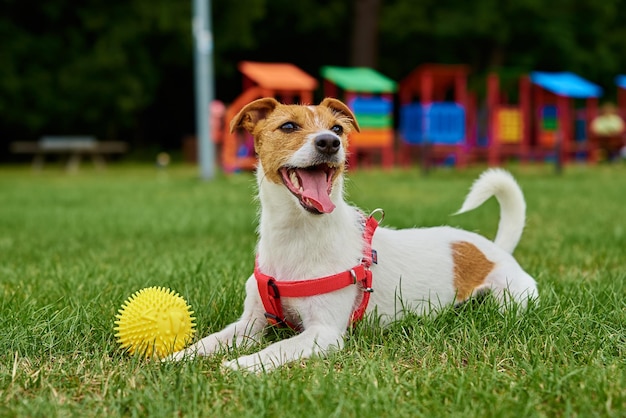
[369,208,385,224]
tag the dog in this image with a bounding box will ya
[170,97,538,372]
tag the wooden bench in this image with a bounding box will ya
[10,136,128,171]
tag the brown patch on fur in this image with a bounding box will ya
[229,98,359,185]
[452,241,495,302]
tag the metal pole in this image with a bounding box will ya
[193,0,215,179]
[555,129,563,175]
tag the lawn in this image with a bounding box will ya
[1,163,624,417]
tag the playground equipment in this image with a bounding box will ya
[398,64,471,168]
[529,71,602,163]
[222,61,318,172]
[486,72,531,165]
[212,60,615,171]
[321,66,397,168]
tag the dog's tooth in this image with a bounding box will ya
[290,171,299,188]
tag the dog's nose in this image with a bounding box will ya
[315,134,341,155]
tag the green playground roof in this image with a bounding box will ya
[321,66,397,93]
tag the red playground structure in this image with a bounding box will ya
[529,72,601,163]
[321,66,397,169]
[221,61,318,173]
[398,64,472,168]
[486,72,532,165]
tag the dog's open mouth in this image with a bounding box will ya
[280,165,337,214]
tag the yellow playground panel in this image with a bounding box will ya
[496,108,523,144]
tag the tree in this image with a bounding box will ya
[378,0,626,95]
[351,0,382,67]
[0,0,266,150]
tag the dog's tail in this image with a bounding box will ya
[455,168,526,254]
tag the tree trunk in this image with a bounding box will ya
[350,0,381,68]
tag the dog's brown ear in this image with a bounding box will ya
[319,97,360,133]
[230,97,280,134]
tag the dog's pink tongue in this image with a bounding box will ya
[297,169,335,213]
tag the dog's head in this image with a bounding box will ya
[230,97,360,215]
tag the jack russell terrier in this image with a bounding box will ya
[171,97,538,372]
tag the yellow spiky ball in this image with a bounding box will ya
[114,287,196,359]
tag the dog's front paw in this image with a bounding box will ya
[223,354,270,373]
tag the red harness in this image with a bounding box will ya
[254,212,382,330]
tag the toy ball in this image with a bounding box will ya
[114,286,196,359]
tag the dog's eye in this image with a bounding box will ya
[331,125,344,135]
[279,122,299,133]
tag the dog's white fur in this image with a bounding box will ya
[171,98,538,372]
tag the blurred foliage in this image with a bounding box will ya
[379,0,626,90]
[1,0,625,152]
[0,0,192,139]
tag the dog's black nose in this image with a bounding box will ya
[315,134,341,155]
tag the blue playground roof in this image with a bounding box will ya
[530,71,602,98]
[616,75,626,89]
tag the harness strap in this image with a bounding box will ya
[254,212,380,330]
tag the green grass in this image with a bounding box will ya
[1,163,625,417]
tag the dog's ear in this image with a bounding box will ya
[230,97,280,134]
[319,97,361,133]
